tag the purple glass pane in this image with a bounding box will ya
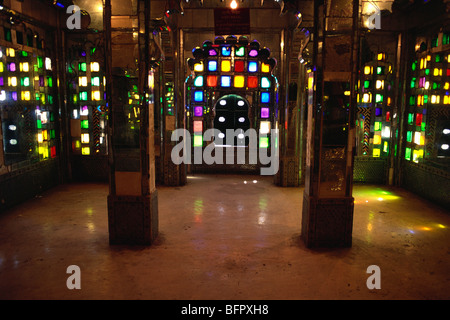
[261,107,270,119]
[9,63,16,72]
[375,107,382,117]
[194,106,203,117]
[249,49,258,57]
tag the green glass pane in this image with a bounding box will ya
[376,94,383,103]
[193,134,203,147]
[425,69,430,75]
[47,77,53,87]
[435,55,441,63]
[410,78,416,88]
[21,51,28,57]
[37,120,42,129]
[236,47,245,57]
[405,147,411,161]
[79,62,87,72]
[411,61,417,71]
[364,80,371,89]
[406,131,412,142]
[409,96,415,105]
[50,129,56,139]
[374,121,382,131]
[421,121,426,131]
[259,137,269,149]
[81,120,89,129]
[37,57,44,69]
[92,77,100,86]
[408,113,414,125]
[424,95,428,104]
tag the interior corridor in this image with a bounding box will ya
[0,175,449,300]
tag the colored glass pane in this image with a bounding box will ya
[207,75,217,87]
[234,60,244,72]
[248,76,258,88]
[234,75,245,88]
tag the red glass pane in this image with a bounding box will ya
[248,76,258,88]
[234,60,244,73]
[207,75,217,87]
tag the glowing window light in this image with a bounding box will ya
[8,77,17,86]
[92,77,100,86]
[364,66,372,75]
[248,61,258,72]
[234,60,245,72]
[376,66,384,75]
[249,49,258,57]
[208,60,217,72]
[0,90,5,101]
[0,62,3,72]
[261,63,270,73]
[414,131,421,145]
[260,121,271,134]
[194,91,203,101]
[405,147,411,160]
[373,148,380,157]
[81,120,89,129]
[376,80,384,89]
[221,76,231,87]
[11,91,18,101]
[444,95,450,104]
[236,47,245,57]
[206,75,217,87]
[194,62,204,72]
[22,77,30,86]
[7,48,15,57]
[9,139,17,145]
[20,62,29,72]
[8,62,16,72]
[443,128,450,135]
[218,116,225,122]
[373,134,381,145]
[387,97,392,106]
[362,93,371,103]
[92,91,101,101]
[82,147,90,155]
[80,106,89,116]
[417,95,424,106]
[433,68,442,76]
[234,75,245,88]
[8,125,16,131]
[248,76,258,88]
[193,120,203,133]
[416,113,423,126]
[413,149,423,163]
[80,91,88,101]
[21,91,31,101]
[81,133,90,144]
[193,134,203,147]
[221,46,231,56]
[431,95,440,104]
[45,57,52,70]
[79,76,88,87]
[374,121,382,131]
[424,81,430,89]
[259,137,269,148]
[377,53,385,61]
[193,106,203,117]
[208,48,218,56]
[420,58,426,69]
[194,76,203,87]
[364,80,371,88]
[383,141,389,153]
[375,107,382,117]
[442,144,449,150]
[237,100,245,107]
[261,107,270,118]
[38,133,43,143]
[261,92,270,103]
[221,60,231,72]
[90,62,100,72]
[261,77,271,88]
[406,131,412,142]
[408,113,414,125]
[382,126,391,138]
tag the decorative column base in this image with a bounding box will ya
[107,191,158,245]
[301,194,354,248]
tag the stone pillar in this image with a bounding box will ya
[301,0,359,248]
[105,0,158,245]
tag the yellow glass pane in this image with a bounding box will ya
[234,75,245,88]
[221,60,231,72]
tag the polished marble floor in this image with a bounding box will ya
[0,174,449,300]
